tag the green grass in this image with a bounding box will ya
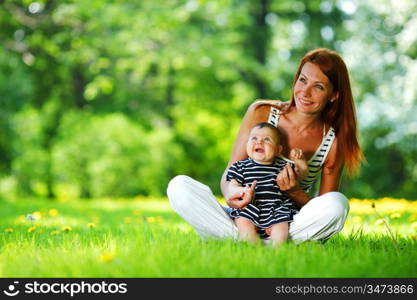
[0,197,416,277]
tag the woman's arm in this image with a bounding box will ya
[277,138,343,207]
[251,99,289,109]
[318,136,344,195]
[220,103,271,206]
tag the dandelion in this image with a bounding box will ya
[48,209,59,217]
[51,230,60,235]
[4,228,14,233]
[4,243,14,249]
[28,226,36,233]
[374,219,385,226]
[99,252,115,263]
[146,217,156,223]
[390,213,401,219]
[87,223,96,228]
[62,226,72,232]
[33,211,42,220]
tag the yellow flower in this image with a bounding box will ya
[124,217,132,224]
[51,230,60,235]
[33,211,42,220]
[62,226,72,232]
[48,209,59,217]
[146,217,156,223]
[17,215,26,223]
[28,226,36,233]
[87,223,96,228]
[99,252,115,263]
[390,213,401,219]
[3,243,14,249]
[374,219,385,226]
[4,228,14,233]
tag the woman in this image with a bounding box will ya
[167,48,363,243]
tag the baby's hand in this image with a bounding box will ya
[289,148,308,180]
[241,180,257,204]
[289,148,304,160]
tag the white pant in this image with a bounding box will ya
[167,175,349,244]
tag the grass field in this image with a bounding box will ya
[0,196,416,277]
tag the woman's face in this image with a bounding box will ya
[293,62,337,115]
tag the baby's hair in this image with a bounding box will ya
[253,122,278,131]
[251,122,280,143]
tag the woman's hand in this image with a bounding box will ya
[226,181,257,209]
[276,164,300,192]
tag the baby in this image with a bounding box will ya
[227,122,308,245]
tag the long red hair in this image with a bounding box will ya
[287,48,364,176]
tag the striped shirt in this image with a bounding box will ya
[227,158,297,234]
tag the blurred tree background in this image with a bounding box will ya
[0,0,416,200]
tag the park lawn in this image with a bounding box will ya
[0,196,416,278]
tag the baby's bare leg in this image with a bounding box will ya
[268,222,289,246]
[235,217,259,244]
[289,148,308,180]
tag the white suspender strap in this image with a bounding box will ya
[268,106,280,128]
[319,127,336,167]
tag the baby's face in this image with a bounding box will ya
[246,127,281,164]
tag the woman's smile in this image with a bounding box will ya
[296,97,314,107]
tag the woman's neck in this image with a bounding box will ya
[287,107,323,134]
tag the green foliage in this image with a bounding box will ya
[0,0,416,199]
[52,112,183,198]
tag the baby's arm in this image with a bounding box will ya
[289,148,308,180]
[229,179,256,205]
[226,161,257,208]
